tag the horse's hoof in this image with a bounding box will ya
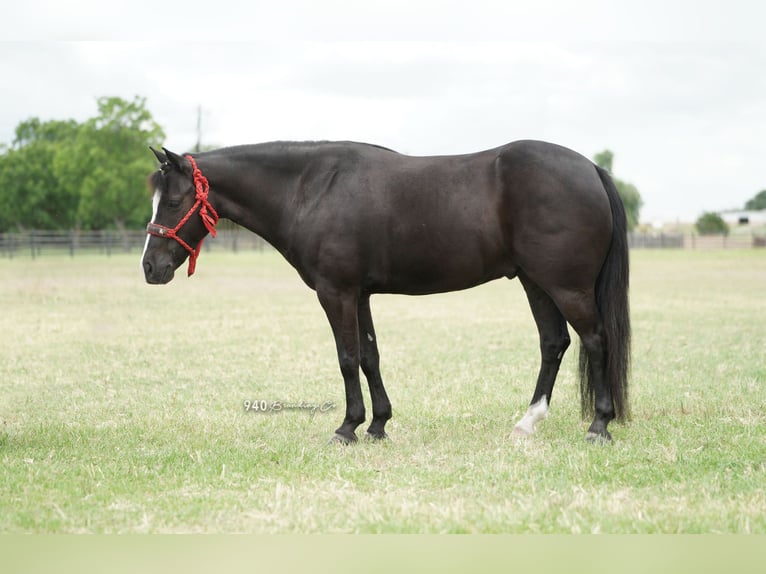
[585,431,612,444]
[328,432,357,445]
[364,430,389,441]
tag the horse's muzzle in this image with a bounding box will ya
[143,258,175,284]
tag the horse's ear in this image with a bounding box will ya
[150,146,167,164]
[162,147,191,173]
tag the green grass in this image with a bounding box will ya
[1,249,765,533]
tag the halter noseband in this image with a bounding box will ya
[146,155,219,276]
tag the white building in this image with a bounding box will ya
[719,210,766,226]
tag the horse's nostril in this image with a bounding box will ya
[143,259,153,276]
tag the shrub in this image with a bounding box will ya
[695,212,729,236]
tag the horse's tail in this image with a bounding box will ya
[579,166,631,421]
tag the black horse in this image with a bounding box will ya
[142,140,630,443]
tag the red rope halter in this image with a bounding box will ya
[145,155,219,276]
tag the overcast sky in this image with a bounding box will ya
[2,0,764,224]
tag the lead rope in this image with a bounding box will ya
[185,155,219,276]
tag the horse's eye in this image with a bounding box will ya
[167,199,182,209]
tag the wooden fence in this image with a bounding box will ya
[1,228,763,259]
[628,231,764,250]
[0,225,269,259]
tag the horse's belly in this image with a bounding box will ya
[369,233,513,295]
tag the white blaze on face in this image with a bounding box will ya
[513,396,549,436]
[141,189,161,267]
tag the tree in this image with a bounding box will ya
[593,150,613,173]
[695,212,729,236]
[0,118,80,231]
[593,150,643,230]
[744,190,766,211]
[54,96,165,233]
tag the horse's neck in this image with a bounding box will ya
[202,151,300,251]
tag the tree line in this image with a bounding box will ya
[0,96,164,234]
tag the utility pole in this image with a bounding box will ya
[194,105,202,153]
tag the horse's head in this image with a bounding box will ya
[141,147,218,284]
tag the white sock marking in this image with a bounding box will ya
[514,396,549,435]
[140,189,161,269]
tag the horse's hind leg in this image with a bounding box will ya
[357,294,392,439]
[580,329,614,442]
[550,288,615,441]
[513,275,571,437]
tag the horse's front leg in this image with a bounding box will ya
[357,294,392,439]
[317,286,365,444]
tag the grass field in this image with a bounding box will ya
[1,249,764,533]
